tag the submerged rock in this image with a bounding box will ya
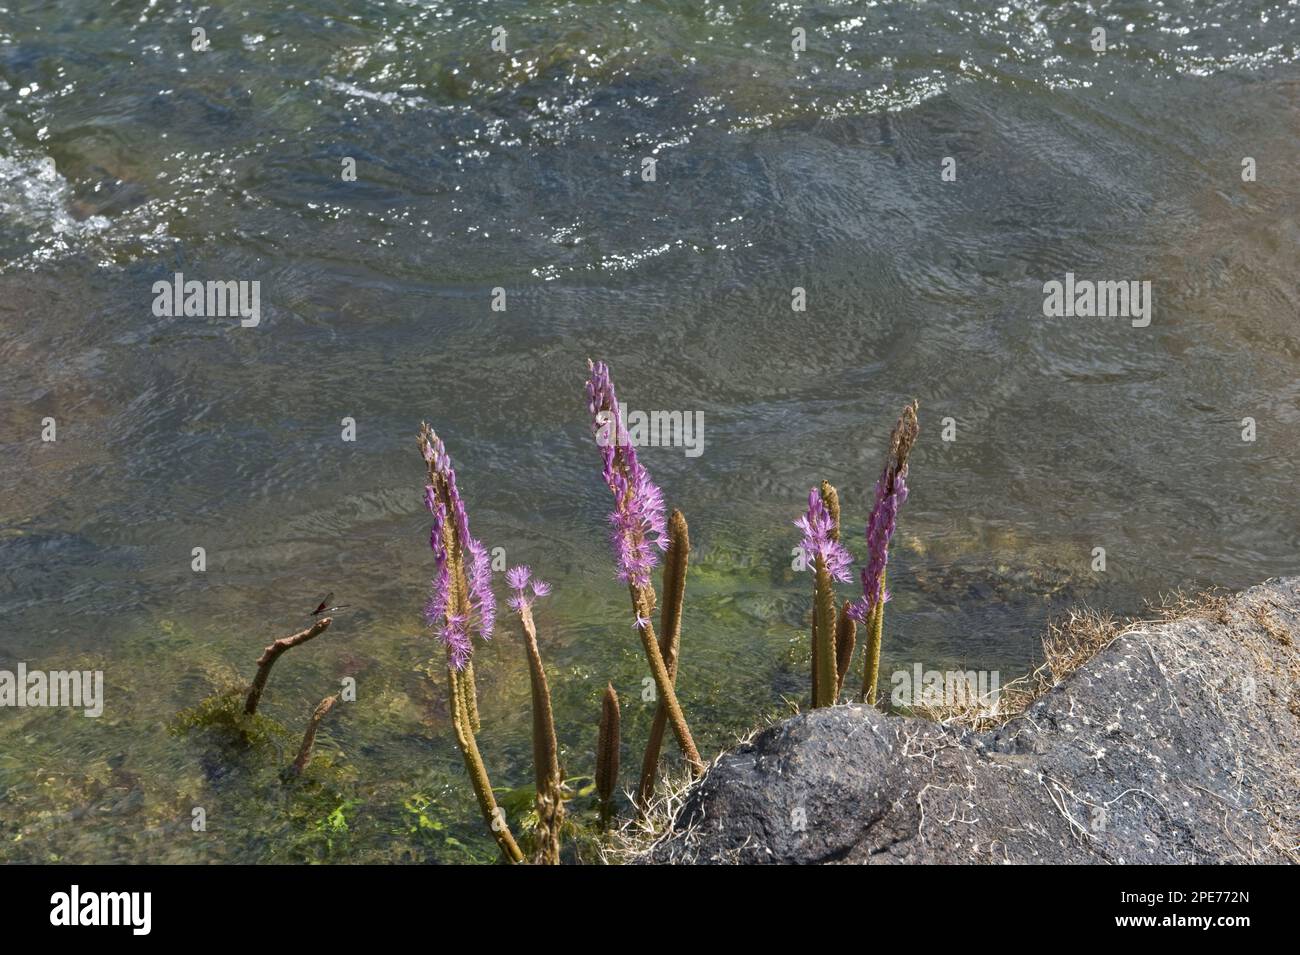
[643,578,1299,864]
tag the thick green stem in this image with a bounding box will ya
[519,605,563,864]
[631,584,704,777]
[810,613,820,707]
[834,599,858,699]
[861,568,887,706]
[813,555,838,708]
[637,510,689,810]
[448,666,524,864]
[461,659,481,734]
[811,482,841,707]
[596,683,620,828]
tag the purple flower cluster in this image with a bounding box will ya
[848,465,910,623]
[585,360,668,588]
[795,488,853,582]
[506,565,551,613]
[422,429,496,670]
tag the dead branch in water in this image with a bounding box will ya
[244,617,332,716]
[289,694,341,775]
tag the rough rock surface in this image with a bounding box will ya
[644,578,1299,863]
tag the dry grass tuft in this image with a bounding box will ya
[916,589,1231,731]
[913,605,1121,730]
[600,717,782,865]
[599,768,698,865]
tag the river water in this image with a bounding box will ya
[0,1,1297,861]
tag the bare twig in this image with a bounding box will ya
[289,694,340,775]
[244,617,332,715]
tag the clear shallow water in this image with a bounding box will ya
[0,1,1297,861]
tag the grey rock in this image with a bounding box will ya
[644,578,1299,864]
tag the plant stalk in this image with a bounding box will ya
[811,481,841,706]
[630,583,704,777]
[519,603,563,863]
[596,682,621,828]
[861,568,887,706]
[636,510,689,809]
[834,598,858,698]
[448,665,524,863]
[813,555,838,707]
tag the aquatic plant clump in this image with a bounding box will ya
[411,368,919,861]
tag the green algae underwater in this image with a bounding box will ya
[0,470,1091,863]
